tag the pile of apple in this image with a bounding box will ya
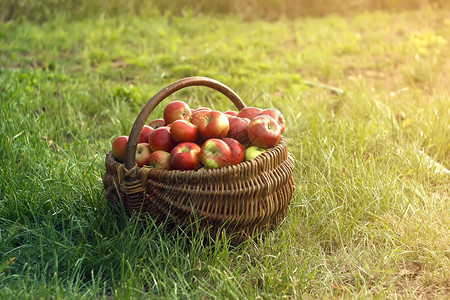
[111,100,286,170]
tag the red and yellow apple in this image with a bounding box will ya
[248,115,282,148]
[148,126,176,152]
[163,100,191,124]
[224,110,238,117]
[148,118,166,129]
[200,138,232,169]
[197,111,230,140]
[111,135,128,163]
[258,108,286,134]
[236,107,263,120]
[147,150,171,170]
[170,119,198,143]
[192,107,212,114]
[135,143,152,167]
[170,142,201,171]
[138,125,154,144]
[222,138,245,165]
[190,108,211,127]
[227,116,251,145]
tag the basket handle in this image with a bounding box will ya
[124,76,246,170]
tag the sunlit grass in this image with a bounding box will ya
[1,6,449,299]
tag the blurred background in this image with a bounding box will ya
[2,0,449,22]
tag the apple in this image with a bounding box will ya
[111,135,128,163]
[222,138,245,165]
[148,126,176,152]
[163,100,191,124]
[149,118,166,129]
[170,119,198,143]
[135,143,152,167]
[248,115,282,148]
[138,125,155,144]
[170,142,202,171]
[193,107,212,113]
[197,110,230,140]
[147,150,171,170]
[258,108,286,134]
[236,107,263,120]
[245,146,267,161]
[190,108,211,127]
[224,110,238,117]
[200,138,232,169]
[227,116,251,145]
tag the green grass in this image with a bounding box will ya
[1,6,450,299]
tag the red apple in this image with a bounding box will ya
[148,126,176,152]
[138,125,155,144]
[248,115,282,148]
[170,119,198,143]
[170,142,201,171]
[227,116,251,145]
[149,118,166,129]
[197,110,230,140]
[193,107,212,113]
[163,100,191,124]
[190,108,211,127]
[224,110,238,117]
[236,107,263,120]
[222,138,245,165]
[200,138,232,169]
[258,108,286,134]
[147,150,171,170]
[135,143,152,167]
[111,135,128,163]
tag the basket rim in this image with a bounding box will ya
[106,136,289,177]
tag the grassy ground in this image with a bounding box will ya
[1,6,449,299]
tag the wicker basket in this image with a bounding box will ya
[103,77,295,243]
